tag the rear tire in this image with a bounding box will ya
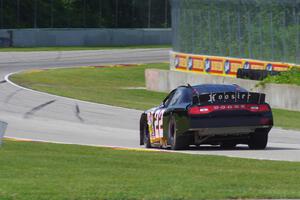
[143,123,151,148]
[168,116,188,150]
[248,129,268,150]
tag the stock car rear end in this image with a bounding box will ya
[140,84,273,150]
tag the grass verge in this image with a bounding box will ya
[0,139,300,200]
[0,45,170,52]
[10,63,300,130]
[272,109,300,130]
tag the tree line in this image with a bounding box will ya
[0,0,171,29]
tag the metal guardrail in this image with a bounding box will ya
[0,121,8,146]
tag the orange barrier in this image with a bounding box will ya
[171,52,299,77]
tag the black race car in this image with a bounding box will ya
[140,84,273,150]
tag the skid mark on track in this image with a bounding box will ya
[4,89,23,103]
[75,104,84,122]
[24,100,56,118]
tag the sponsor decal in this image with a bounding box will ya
[205,58,211,72]
[209,58,224,74]
[209,92,251,103]
[203,92,263,104]
[228,60,243,75]
[243,62,250,69]
[174,56,180,68]
[188,57,193,70]
[248,61,265,70]
[190,56,204,72]
[213,104,246,111]
[157,109,165,138]
[172,52,298,77]
[271,64,290,71]
[175,55,187,70]
[147,107,166,143]
[147,112,155,137]
[224,60,231,74]
[266,64,273,71]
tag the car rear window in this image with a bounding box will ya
[193,84,248,94]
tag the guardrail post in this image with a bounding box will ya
[0,121,7,146]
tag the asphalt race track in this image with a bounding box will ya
[0,49,300,162]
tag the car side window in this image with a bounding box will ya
[163,90,176,107]
[178,88,192,104]
[168,89,182,106]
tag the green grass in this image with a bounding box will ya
[0,45,170,52]
[261,67,300,86]
[272,108,300,130]
[0,140,300,200]
[10,63,300,130]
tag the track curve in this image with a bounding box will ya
[0,49,299,162]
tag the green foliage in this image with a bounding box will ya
[0,0,171,28]
[1,140,300,200]
[262,67,300,86]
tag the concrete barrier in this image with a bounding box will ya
[0,28,171,47]
[0,121,8,146]
[145,68,300,111]
[0,30,12,47]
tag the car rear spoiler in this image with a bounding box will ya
[193,92,266,105]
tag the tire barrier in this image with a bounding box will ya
[236,69,281,81]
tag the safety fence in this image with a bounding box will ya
[171,0,300,65]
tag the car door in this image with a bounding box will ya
[162,88,192,139]
[147,90,176,145]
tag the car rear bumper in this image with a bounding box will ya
[189,115,273,130]
[189,125,271,136]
